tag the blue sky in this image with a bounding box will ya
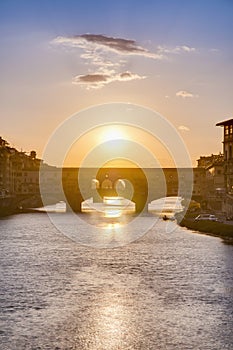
[1,0,232,43]
[0,0,233,166]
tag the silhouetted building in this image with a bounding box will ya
[197,153,224,169]
[197,153,225,210]
[216,118,233,194]
[216,118,233,218]
[192,168,207,200]
[0,136,41,197]
[0,139,14,195]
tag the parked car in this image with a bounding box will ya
[194,214,220,222]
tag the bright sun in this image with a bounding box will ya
[98,126,126,143]
[63,124,176,168]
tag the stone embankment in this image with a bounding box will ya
[178,213,233,244]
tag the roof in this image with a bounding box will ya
[216,118,233,126]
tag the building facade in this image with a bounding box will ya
[0,137,41,197]
[197,153,225,210]
[216,119,233,194]
[216,119,233,218]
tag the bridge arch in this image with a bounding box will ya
[95,167,149,212]
[101,178,113,189]
[55,167,194,214]
[91,178,99,189]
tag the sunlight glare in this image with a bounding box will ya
[98,126,126,143]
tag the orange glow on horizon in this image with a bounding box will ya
[63,124,176,168]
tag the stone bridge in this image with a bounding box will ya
[39,167,197,213]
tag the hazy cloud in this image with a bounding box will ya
[158,45,196,54]
[178,125,190,132]
[52,34,196,90]
[52,33,160,89]
[73,71,146,89]
[53,34,163,59]
[209,48,220,53]
[176,90,198,98]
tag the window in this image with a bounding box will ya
[230,125,233,134]
[225,125,229,135]
[101,179,113,189]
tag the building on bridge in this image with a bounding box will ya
[1,134,222,214]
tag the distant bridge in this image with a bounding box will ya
[39,167,199,213]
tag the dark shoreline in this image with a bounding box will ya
[179,217,233,245]
[0,196,18,217]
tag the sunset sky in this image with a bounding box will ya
[1,0,233,167]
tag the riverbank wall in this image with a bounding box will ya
[0,196,18,217]
[179,217,233,244]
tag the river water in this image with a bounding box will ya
[0,210,233,350]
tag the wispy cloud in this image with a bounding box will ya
[73,71,146,89]
[176,90,198,98]
[52,33,162,89]
[52,34,197,90]
[209,48,220,53]
[158,45,196,54]
[53,34,163,59]
[178,125,190,132]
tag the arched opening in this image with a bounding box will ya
[148,196,183,219]
[91,178,100,189]
[114,179,126,191]
[101,178,113,189]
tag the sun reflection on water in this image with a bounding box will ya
[104,208,122,218]
[89,290,140,349]
[95,303,126,347]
